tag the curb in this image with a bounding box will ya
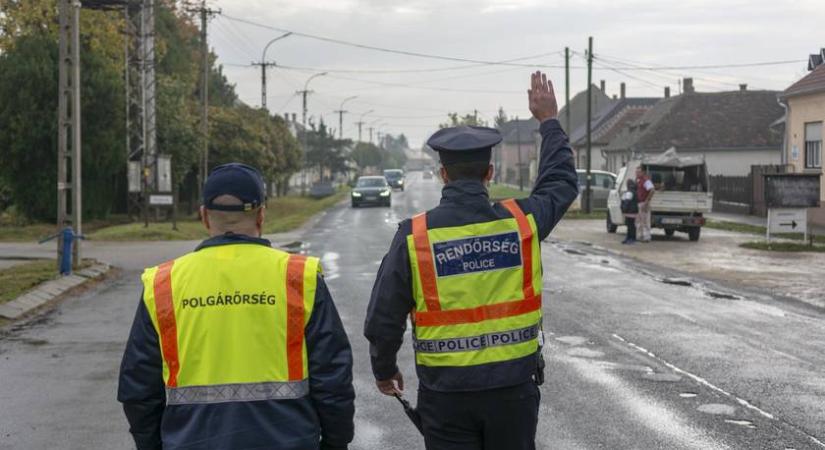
[0,262,113,320]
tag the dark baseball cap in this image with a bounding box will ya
[202,163,266,212]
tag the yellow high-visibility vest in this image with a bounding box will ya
[407,199,542,368]
[140,243,319,405]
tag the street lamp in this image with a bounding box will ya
[298,72,327,194]
[256,32,292,110]
[335,96,358,139]
[356,109,373,142]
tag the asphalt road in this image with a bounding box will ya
[1,171,824,449]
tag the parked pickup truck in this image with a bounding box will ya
[606,148,713,241]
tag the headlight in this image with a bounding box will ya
[380,190,390,197]
[352,192,362,197]
[398,180,404,185]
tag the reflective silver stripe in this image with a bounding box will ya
[166,380,309,405]
[413,323,539,354]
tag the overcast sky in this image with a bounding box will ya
[206,0,822,147]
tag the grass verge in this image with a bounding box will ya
[740,241,825,252]
[488,183,529,200]
[706,220,825,244]
[87,189,349,241]
[0,259,59,305]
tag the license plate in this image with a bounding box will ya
[366,196,376,201]
[661,218,682,224]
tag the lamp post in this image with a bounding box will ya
[254,32,291,110]
[298,72,327,194]
[334,95,358,139]
[356,109,374,142]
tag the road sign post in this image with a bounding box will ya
[767,208,808,242]
[764,173,820,243]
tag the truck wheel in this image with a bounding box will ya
[665,228,675,237]
[606,213,618,233]
[688,228,701,241]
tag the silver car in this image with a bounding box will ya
[571,169,617,210]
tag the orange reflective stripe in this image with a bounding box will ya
[286,255,307,381]
[414,295,541,327]
[153,260,180,387]
[500,199,535,299]
[412,213,441,312]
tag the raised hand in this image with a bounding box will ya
[528,71,558,123]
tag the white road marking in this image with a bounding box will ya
[612,333,825,448]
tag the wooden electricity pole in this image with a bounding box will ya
[57,0,82,269]
[585,36,593,214]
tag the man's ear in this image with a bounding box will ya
[439,166,450,184]
[200,206,211,231]
[256,207,266,233]
[484,164,494,184]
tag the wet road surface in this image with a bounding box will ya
[1,171,823,449]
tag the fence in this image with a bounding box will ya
[709,165,791,216]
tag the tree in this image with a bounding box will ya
[0,33,125,221]
[438,112,488,129]
[494,107,509,129]
[351,142,382,170]
[302,121,351,181]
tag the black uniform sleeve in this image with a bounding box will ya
[305,276,355,448]
[117,294,165,450]
[518,118,579,240]
[363,223,416,381]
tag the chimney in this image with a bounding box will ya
[600,79,606,92]
[291,113,297,123]
[620,82,626,99]
[739,84,748,91]
[283,113,289,121]
[664,86,671,98]
[683,77,695,94]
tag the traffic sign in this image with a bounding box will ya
[767,208,807,235]
[149,194,174,206]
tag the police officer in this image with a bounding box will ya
[364,72,578,449]
[118,163,355,450]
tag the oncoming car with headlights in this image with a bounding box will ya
[352,176,392,207]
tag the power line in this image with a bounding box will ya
[219,14,573,69]
[592,55,804,71]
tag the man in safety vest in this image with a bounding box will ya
[364,72,578,450]
[118,163,355,450]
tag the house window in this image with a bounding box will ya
[805,122,822,169]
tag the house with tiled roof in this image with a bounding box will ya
[568,82,660,172]
[494,117,541,188]
[779,49,825,225]
[603,78,784,176]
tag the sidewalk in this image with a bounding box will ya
[707,211,825,235]
[551,218,825,310]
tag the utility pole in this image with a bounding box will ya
[187,1,220,200]
[368,127,374,144]
[57,0,82,268]
[516,115,523,191]
[585,36,593,214]
[565,46,571,132]
[355,109,373,142]
[255,32,292,111]
[252,61,277,109]
[334,95,358,139]
[295,72,327,194]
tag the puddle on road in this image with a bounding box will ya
[564,248,586,256]
[724,419,756,429]
[705,291,741,300]
[555,336,588,346]
[641,372,682,382]
[661,277,693,287]
[679,392,698,398]
[322,252,340,281]
[697,403,737,416]
[566,347,605,358]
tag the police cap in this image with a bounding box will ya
[427,126,502,165]
[203,163,266,211]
